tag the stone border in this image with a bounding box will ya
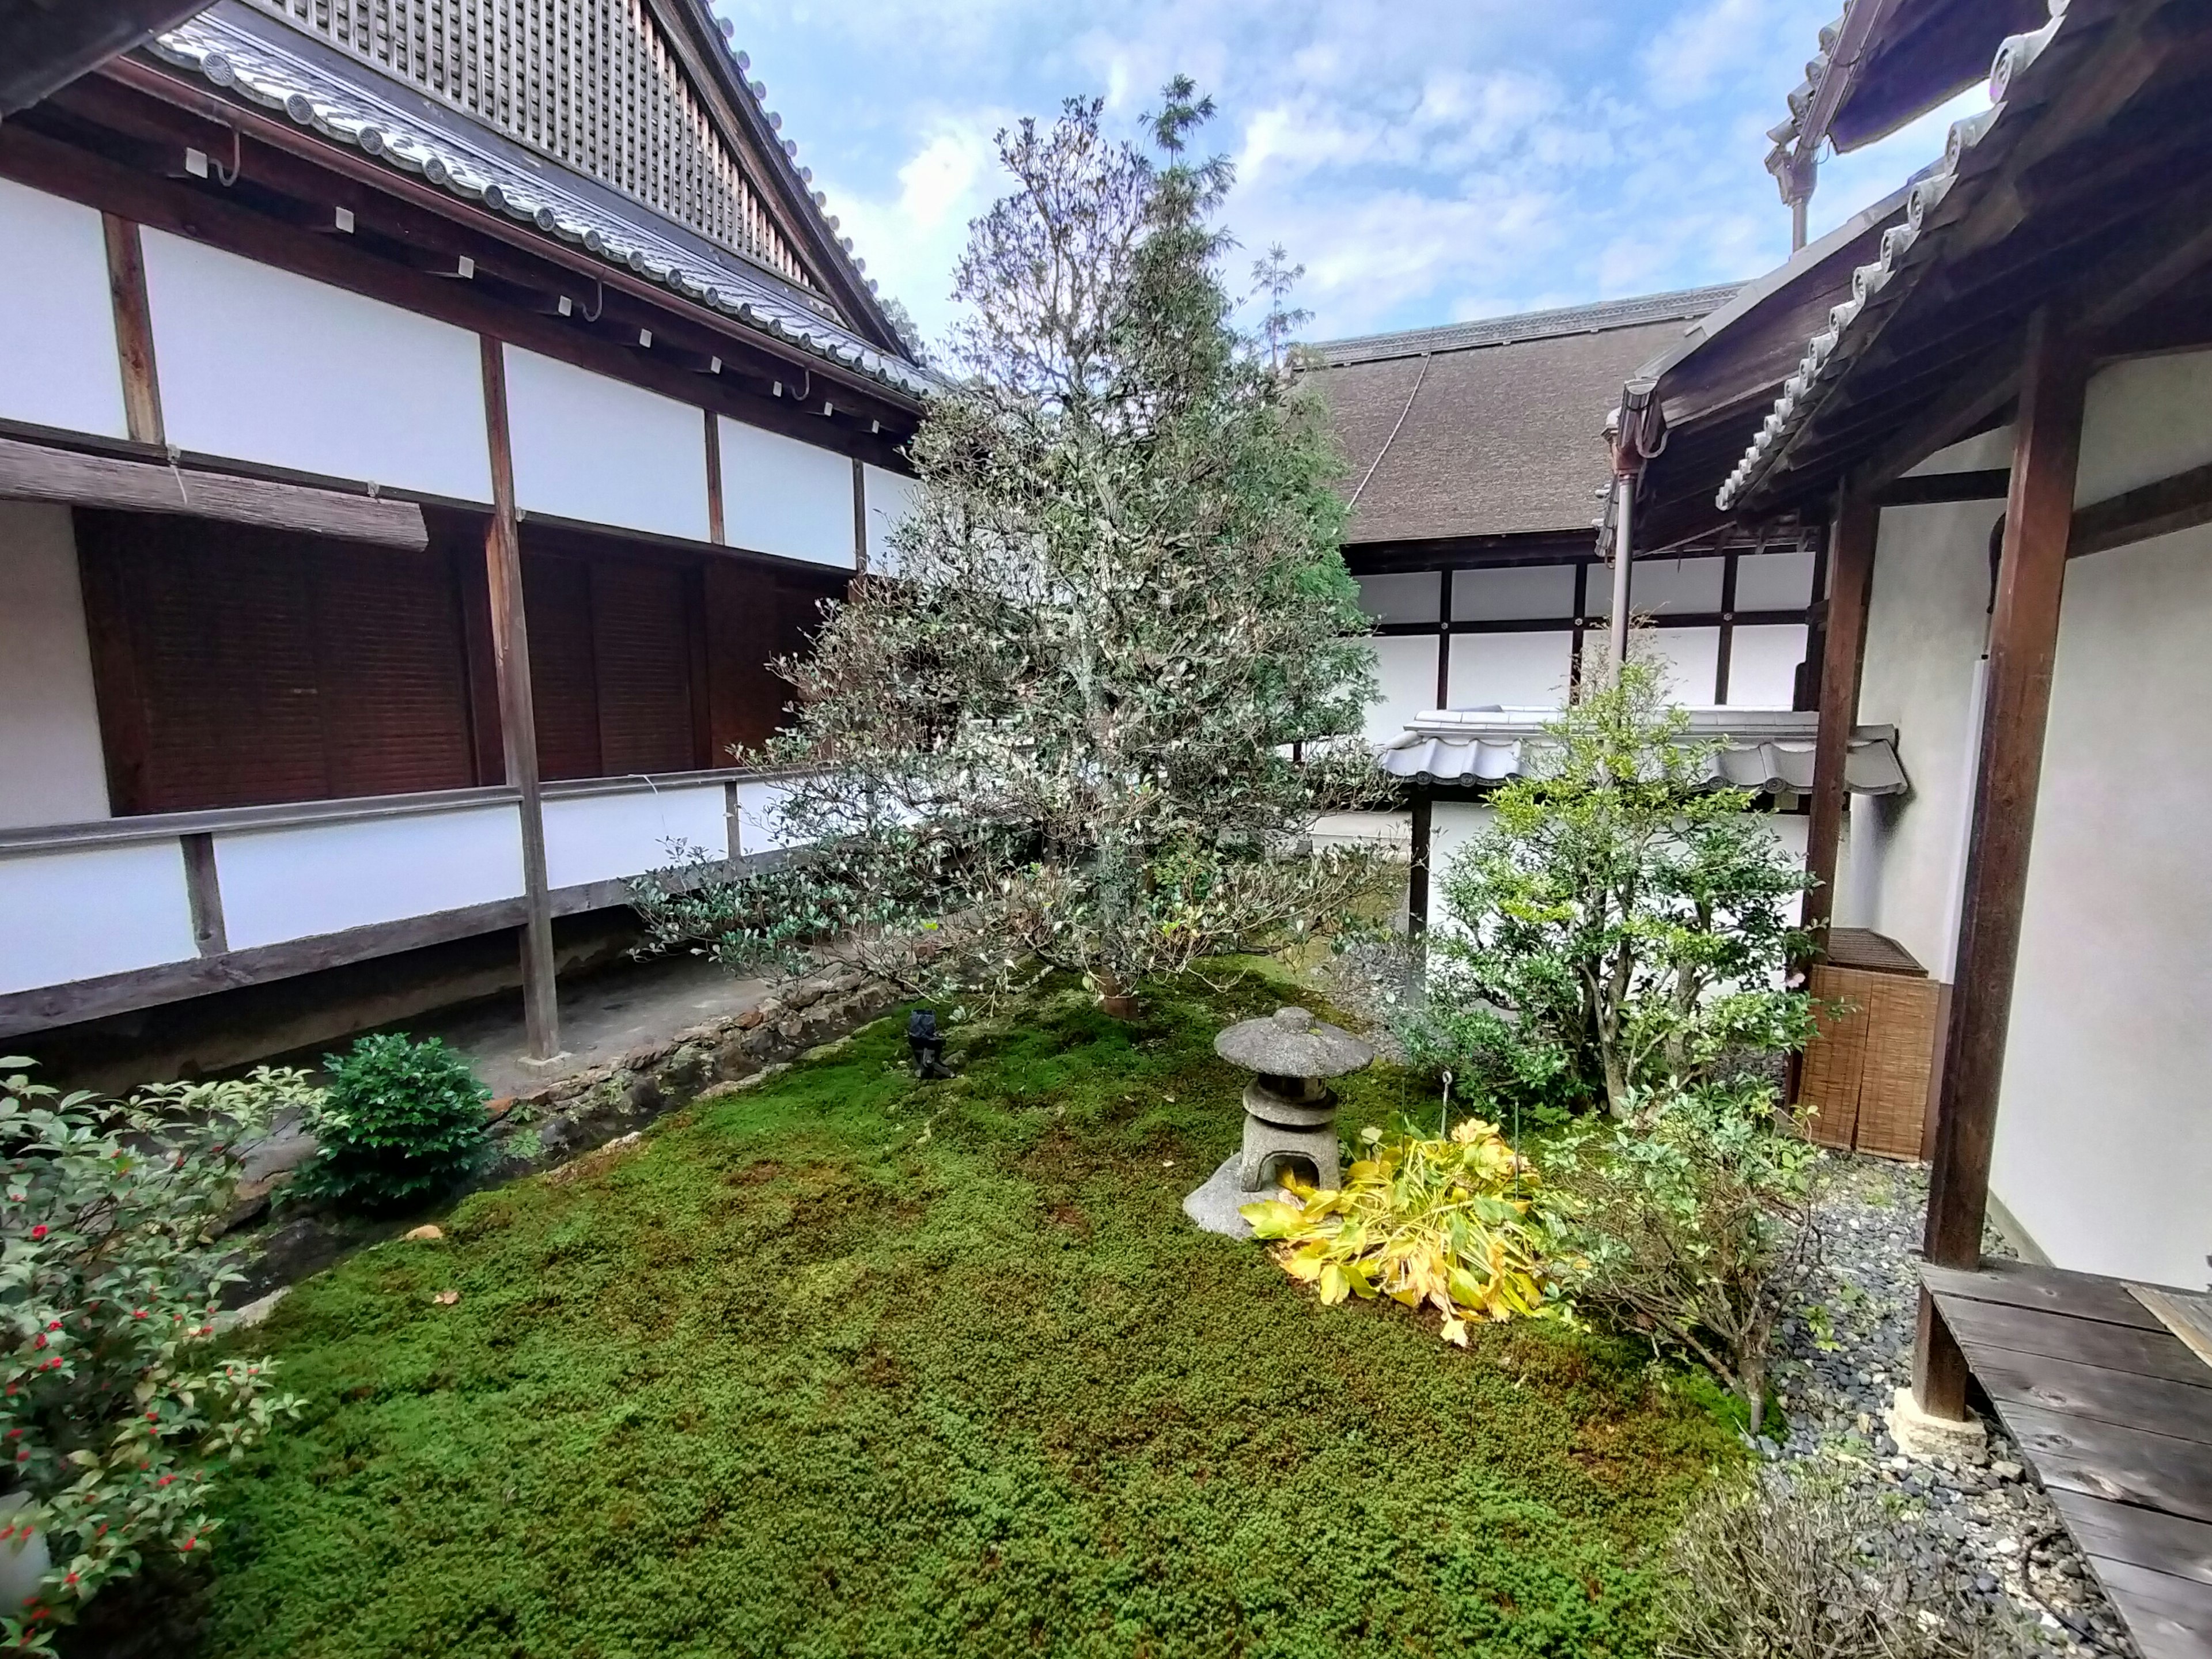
[232,962,906,1296]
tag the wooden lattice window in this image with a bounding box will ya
[246,0,820,291]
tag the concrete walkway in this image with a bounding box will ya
[409,952,775,1100]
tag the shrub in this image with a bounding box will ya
[302,1035,489,1211]
[1403,654,1816,1120]
[1543,1078,1824,1430]
[1240,1117,1571,1344]
[0,1060,309,1652]
[1661,1467,2032,1657]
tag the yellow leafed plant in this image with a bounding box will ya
[1238,1118,1572,1346]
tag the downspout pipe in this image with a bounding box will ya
[1605,377,1665,671]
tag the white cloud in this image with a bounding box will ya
[718,0,1954,352]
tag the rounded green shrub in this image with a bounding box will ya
[303,1034,489,1211]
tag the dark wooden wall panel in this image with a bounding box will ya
[590,561,698,774]
[519,552,601,782]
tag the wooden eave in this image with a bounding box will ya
[1733,0,2212,519]
[635,0,904,357]
[0,0,206,118]
[3,70,923,465]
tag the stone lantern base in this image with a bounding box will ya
[1237,1078,1340,1192]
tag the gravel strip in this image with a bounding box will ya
[1767,1156,2141,1657]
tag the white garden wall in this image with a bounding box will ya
[0,840,197,995]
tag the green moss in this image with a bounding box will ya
[147,969,1736,1658]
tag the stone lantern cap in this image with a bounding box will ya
[1214,1007,1374,1080]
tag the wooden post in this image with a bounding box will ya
[1802,488,1879,948]
[1407,785,1433,937]
[704,409,725,546]
[479,335,562,1062]
[1912,308,2090,1419]
[1434,567,1454,709]
[101,214,164,446]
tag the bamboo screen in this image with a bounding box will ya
[247,0,819,290]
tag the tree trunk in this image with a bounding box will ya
[1094,971,1138,1020]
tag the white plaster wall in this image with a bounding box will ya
[1734,548,1817,611]
[1446,630,1573,707]
[1724,623,1808,709]
[1986,358,2212,1287]
[1308,809,1410,852]
[2075,350,2212,506]
[733,779,801,854]
[0,180,128,440]
[861,463,921,575]
[142,232,491,501]
[0,504,111,828]
[1355,571,1439,623]
[719,418,855,567]
[1639,626,1721,703]
[1363,635,1437,744]
[505,346,709,540]
[1629,556,1723,615]
[213,806,524,950]
[543,786,728,890]
[1839,487,2002,975]
[1450,565,1573,621]
[0,842,197,994]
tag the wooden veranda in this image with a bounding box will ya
[1922,1260,2212,1659]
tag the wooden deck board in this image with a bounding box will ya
[1925,1259,2212,1659]
[1970,1347,2212,1439]
[2048,1488,2212,1586]
[1922,1258,2166,1330]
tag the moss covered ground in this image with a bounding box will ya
[126,969,1736,1658]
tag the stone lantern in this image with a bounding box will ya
[1213,1006,1375,1192]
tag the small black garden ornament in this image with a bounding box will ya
[907,1009,953,1079]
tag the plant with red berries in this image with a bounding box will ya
[0,1060,311,1652]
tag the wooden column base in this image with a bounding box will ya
[1911,1286,1972,1422]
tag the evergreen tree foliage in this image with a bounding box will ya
[1403,655,1816,1119]
[638,82,1382,1012]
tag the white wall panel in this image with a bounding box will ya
[0,842,197,995]
[214,805,524,950]
[0,504,111,828]
[1362,635,1437,744]
[1446,630,1573,708]
[1994,524,2212,1286]
[1733,550,1816,612]
[1638,626,1721,703]
[543,786,728,890]
[734,779,802,854]
[505,346,708,540]
[862,464,921,575]
[1722,624,1807,709]
[1450,564,1573,622]
[1355,572,1438,624]
[1630,556,1724,615]
[142,232,490,501]
[720,417,855,567]
[2075,350,2212,506]
[0,179,128,440]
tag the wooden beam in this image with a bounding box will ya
[179,830,226,957]
[1435,567,1454,709]
[1915,308,2091,1421]
[850,455,866,573]
[705,410,726,547]
[1876,469,2012,507]
[1802,489,1878,950]
[479,336,562,1062]
[1407,786,1433,937]
[0,435,429,548]
[1855,335,2025,493]
[2070,460,2212,559]
[100,213,163,445]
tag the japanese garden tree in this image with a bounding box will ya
[635,81,1382,1013]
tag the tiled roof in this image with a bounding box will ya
[1718,2,2069,512]
[1376,707,1907,794]
[1305,286,1741,368]
[147,6,931,398]
[1303,289,1740,544]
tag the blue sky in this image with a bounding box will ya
[710,0,1988,354]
